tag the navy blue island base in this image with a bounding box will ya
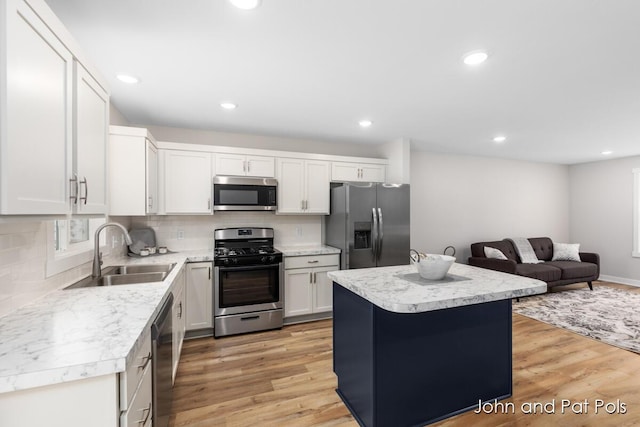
[333,283,513,427]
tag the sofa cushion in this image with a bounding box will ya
[471,240,518,261]
[544,261,597,280]
[551,243,580,261]
[528,237,554,262]
[484,246,508,260]
[515,263,562,282]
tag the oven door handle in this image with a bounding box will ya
[218,264,281,273]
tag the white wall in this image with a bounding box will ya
[569,156,640,285]
[410,151,571,262]
[144,125,385,158]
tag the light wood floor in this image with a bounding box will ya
[169,282,640,427]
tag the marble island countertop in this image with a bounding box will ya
[0,250,213,394]
[328,263,547,313]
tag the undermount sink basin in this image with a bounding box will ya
[65,263,176,289]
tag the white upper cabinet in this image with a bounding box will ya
[109,126,158,216]
[276,158,330,214]
[0,0,109,215]
[215,153,274,177]
[331,162,385,183]
[162,150,213,214]
[73,62,108,214]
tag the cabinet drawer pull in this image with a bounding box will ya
[307,260,319,264]
[136,403,152,426]
[137,352,152,370]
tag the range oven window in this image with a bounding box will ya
[218,264,280,308]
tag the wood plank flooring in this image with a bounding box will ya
[169,282,640,427]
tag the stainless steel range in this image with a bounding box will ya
[213,228,283,337]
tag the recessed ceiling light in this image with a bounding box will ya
[463,50,489,66]
[601,150,613,155]
[116,74,139,84]
[493,135,506,143]
[228,0,261,10]
[220,102,237,110]
[358,120,373,128]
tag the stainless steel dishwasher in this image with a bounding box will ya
[152,293,173,427]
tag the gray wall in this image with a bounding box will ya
[569,156,640,285]
[410,151,570,262]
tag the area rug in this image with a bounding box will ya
[512,286,640,354]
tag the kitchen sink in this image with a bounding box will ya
[65,263,176,289]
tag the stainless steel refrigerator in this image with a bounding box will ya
[325,182,410,269]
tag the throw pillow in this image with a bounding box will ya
[552,242,581,261]
[484,246,508,260]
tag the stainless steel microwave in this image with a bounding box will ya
[213,176,277,211]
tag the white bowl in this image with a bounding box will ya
[414,254,456,280]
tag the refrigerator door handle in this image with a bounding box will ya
[371,208,378,263]
[377,208,384,259]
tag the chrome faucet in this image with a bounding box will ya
[92,222,133,278]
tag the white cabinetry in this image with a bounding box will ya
[73,62,109,214]
[0,0,108,215]
[109,126,158,215]
[284,254,339,319]
[186,262,213,333]
[119,329,152,427]
[331,162,385,183]
[276,158,330,214]
[215,153,274,177]
[162,150,213,214]
[172,267,186,383]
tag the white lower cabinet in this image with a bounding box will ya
[284,254,339,319]
[172,267,186,383]
[186,262,213,333]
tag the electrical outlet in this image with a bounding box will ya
[177,230,185,240]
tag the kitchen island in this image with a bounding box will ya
[328,263,546,427]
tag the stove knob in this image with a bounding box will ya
[223,259,230,266]
[260,256,267,263]
[233,258,239,265]
[268,256,276,262]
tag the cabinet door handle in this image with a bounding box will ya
[247,161,250,173]
[309,272,313,283]
[178,302,183,318]
[69,174,79,204]
[136,403,152,426]
[208,267,211,280]
[79,177,88,205]
[208,198,211,210]
[148,196,153,209]
[243,160,247,173]
[313,272,317,283]
[300,200,304,211]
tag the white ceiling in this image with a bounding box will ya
[45,0,640,165]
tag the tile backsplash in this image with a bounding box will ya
[130,213,323,251]
[0,219,130,319]
[0,214,323,319]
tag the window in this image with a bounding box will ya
[46,217,106,277]
[634,168,640,257]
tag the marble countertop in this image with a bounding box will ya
[276,245,341,256]
[327,263,547,313]
[0,250,213,394]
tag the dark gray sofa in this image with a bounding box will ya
[468,237,599,290]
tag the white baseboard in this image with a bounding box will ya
[599,274,640,287]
